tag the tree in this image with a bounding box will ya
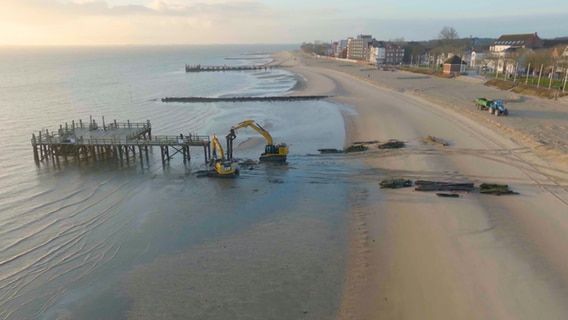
[389,37,406,45]
[300,41,329,56]
[525,48,555,74]
[438,26,459,40]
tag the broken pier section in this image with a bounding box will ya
[31,116,214,167]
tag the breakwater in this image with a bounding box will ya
[185,64,280,72]
[161,95,331,103]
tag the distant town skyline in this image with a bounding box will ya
[1,0,567,46]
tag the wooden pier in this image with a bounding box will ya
[31,116,213,167]
[185,64,279,72]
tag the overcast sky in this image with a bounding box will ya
[1,0,567,46]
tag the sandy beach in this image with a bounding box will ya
[274,50,568,319]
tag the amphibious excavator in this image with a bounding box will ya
[207,134,239,177]
[227,120,288,162]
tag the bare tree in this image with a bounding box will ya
[526,48,554,75]
[438,26,459,40]
[389,37,406,45]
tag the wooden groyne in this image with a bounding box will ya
[161,95,331,103]
[185,64,279,72]
[31,116,214,167]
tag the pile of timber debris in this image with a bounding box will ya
[378,179,519,196]
[318,139,405,154]
[344,144,368,153]
[479,183,519,195]
[414,180,474,192]
[379,178,413,189]
[317,148,343,154]
[422,135,449,146]
[378,139,405,149]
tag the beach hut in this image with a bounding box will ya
[442,55,467,75]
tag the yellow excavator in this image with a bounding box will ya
[228,119,288,162]
[208,134,239,177]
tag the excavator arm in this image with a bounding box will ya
[209,134,238,177]
[211,134,225,160]
[230,119,288,162]
[231,120,273,145]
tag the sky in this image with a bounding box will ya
[1,0,567,46]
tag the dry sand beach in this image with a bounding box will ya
[275,51,568,319]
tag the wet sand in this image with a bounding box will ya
[275,51,568,319]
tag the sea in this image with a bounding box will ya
[0,44,357,319]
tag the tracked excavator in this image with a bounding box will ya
[208,134,239,177]
[227,120,288,162]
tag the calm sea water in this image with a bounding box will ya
[0,44,354,319]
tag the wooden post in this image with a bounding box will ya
[526,63,530,84]
[203,145,208,165]
[139,146,144,166]
[38,131,45,160]
[563,67,568,92]
[74,145,80,162]
[549,71,553,89]
[537,64,544,88]
[32,134,39,163]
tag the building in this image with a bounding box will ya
[347,34,373,61]
[369,40,386,65]
[336,39,349,58]
[328,42,338,57]
[485,33,544,74]
[384,43,405,65]
[490,32,543,53]
[443,55,467,74]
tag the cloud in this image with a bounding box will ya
[2,0,566,45]
[2,0,274,19]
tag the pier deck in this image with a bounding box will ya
[31,117,212,167]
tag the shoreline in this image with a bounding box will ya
[272,50,568,319]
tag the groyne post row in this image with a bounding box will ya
[31,117,212,167]
[185,64,279,72]
[161,95,331,103]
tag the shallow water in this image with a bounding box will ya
[0,45,354,319]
